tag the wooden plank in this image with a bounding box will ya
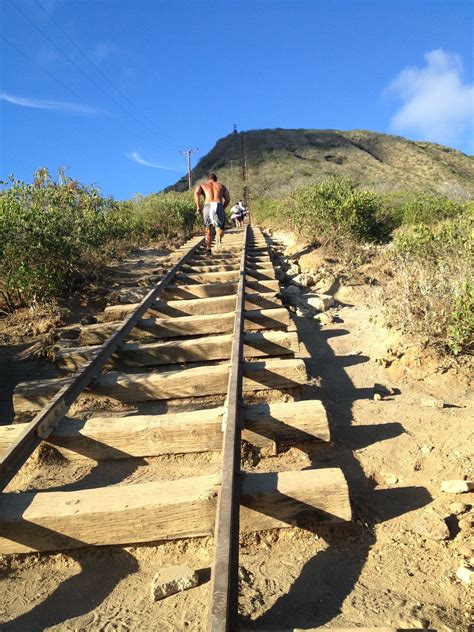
[0,236,205,490]
[243,400,330,445]
[182,262,274,274]
[191,253,270,264]
[102,292,282,321]
[161,279,279,300]
[0,468,350,554]
[13,358,308,413]
[176,268,275,285]
[56,331,299,371]
[0,400,329,460]
[79,308,290,345]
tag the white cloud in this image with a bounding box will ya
[0,91,99,115]
[386,49,474,146]
[126,151,179,171]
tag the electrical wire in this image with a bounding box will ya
[8,0,178,151]
[0,34,178,167]
[33,0,180,148]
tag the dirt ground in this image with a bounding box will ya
[0,234,472,631]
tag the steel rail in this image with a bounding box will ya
[208,225,249,632]
[0,236,204,491]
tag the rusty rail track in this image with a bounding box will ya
[0,235,204,491]
[0,226,353,631]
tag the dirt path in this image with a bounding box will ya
[0,236,472,631]
[239,284,472,629]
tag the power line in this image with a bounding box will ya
[33,0,179,148]
[0,34,102,116]
[0,34,176,166]
[8,0,177,151]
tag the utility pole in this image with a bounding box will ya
[179,148,198,190]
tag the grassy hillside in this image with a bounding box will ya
[169,129,474,199]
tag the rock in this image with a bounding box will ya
[410,507,450,541]
[151,565,199,601]
[57,328,80,340]
[456,565,473,585]
[290,273,314,288]
[449,502,468,515]
[296,307,312,318]
[384,474,398,485]
[420,396,444,409]
[421,445,434,455]
[317,312,334,325]
[313,276,336,294]
[458,516,474,531]
[304,293,334,312]
[456,543,474,557]
[286,264,300,277]
[80,314,97,326]
[441,480,474,494]
[281,285,301,297]
[373,393,382,401]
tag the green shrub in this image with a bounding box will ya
[448,283,474,355]
[389,212,473,355]
[128,191,197,238]
[0,169,196,310]
[254,177,382,243]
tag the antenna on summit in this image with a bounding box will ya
[233,124,238,134]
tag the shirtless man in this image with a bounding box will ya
[194,173,230,252]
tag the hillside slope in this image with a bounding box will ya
[169,129,474,199]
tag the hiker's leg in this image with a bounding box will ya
[205,226,212,250]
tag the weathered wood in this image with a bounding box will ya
[0,400,329,460]
[13,358,308,413]
[191,253,270,264]
[243,400,330,446]
[0,468,350,554]
[161,279,279,300]
[56,331,299,371]
[0,235,205,490]
[176,268,275,285]
[79,308,290,345]
[182,262,274,274]
[116,279,279,303]
[102,292,282,321]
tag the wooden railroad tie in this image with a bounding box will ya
[78,307,290,345]
[0,401,329,461]
[0,468,351,554]
[13,357,308,413]
[102,292,282,321]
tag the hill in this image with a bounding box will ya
[169,128,474,199]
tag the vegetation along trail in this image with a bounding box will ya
[0,128,472,630]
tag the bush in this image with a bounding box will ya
[389,212,473,355]
[0,169,196,310]
[253,177,383,243]
[378,191,470,234]
[127,191,197,239]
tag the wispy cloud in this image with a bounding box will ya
[0,91,100,115]
[385,49,474,147]
[126,151,179,171]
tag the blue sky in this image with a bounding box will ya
[1,0,473,199]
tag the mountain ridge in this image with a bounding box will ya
[168,128,474,199]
